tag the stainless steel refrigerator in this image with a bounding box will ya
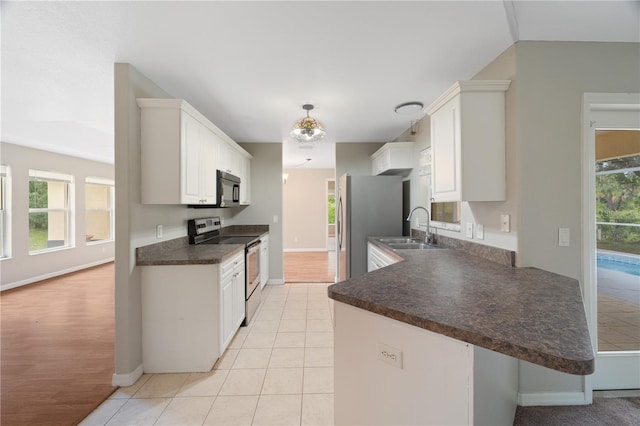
[336,173,403,282]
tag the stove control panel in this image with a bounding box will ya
[188,217,221,236]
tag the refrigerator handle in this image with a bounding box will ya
[337,195,343,251]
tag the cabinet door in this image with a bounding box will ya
[201,129,217,203]
[431,96,461,202]
[220,273,234,350]
[239,156,251,205]
[181,112,204,204]
[216,138,231,174]
[260,236,269,288]
[234,261,246,328]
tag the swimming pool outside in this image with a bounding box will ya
[597,250,640,277]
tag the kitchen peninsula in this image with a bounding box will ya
[328,238,594,425]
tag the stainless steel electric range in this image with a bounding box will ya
[188,217,261,325]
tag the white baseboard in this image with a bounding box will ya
[283,248,328,253]
[267,279,285,285]
[112,363,144,387]
[1,258,115,291]
[518,391,589,406]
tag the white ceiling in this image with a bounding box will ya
[2,1,639,168]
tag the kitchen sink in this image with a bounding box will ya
[386,242,441,250]
[377,237,424,244]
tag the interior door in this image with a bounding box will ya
[584,94,640,390]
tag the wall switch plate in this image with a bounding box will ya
[559,228,570,247]
[273,215,279,223]
[156,225,163,239]
[377,342,403,369]
[501,214,510,232]
[476,224,484,240]
[466,222,474,238]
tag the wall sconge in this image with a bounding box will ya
[282,173,289,184]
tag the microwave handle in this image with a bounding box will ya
[233,184,240,202]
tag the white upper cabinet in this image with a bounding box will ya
[425,80,510,202]
[371,142,414,176]
[137,98,252,205]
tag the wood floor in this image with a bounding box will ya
[0,252,331,425]
[284,251,336,283]
[1,262,116,426]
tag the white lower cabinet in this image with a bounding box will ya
[140,250,245,373]
[334,302,518,426]
[367,242,400,272]
[220,251,246,352]
[260,234,269,289]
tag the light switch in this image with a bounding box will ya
[559,228,570,247]
[466,222,473,239]
[476,224,484,240]
[156,225,163,239]
[273,215,279,223]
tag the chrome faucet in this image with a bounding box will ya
[406,206,434,244]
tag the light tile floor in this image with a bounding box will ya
[80,283,335,426]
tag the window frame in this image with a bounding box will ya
[0,165,11,259]
[85,177,115,245]
[28,169,75,255]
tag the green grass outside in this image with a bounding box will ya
[597,241,640,256]
[29,228,48,251]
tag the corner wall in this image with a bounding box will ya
[0,142,115,290]
[235,142,284,283]
[113,63,238,384]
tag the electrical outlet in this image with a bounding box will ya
[476,224,484,240]
[501,214,510,232]
[466,222,474,238]
[156,225,163,239]
[377,342,403,369]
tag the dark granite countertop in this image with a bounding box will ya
[328,238,594,375]
[136,226,269,266]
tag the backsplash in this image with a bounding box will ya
[411,229,515,267]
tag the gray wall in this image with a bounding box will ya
[113,63,244,383]
[513,41,640,395]
[336,142,384,178]
[236,142,284,282]
[398,41,640,398]
[0,142,115,289]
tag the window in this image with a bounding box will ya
[85,177,114,243]
[0,165,10,258]
[29,170,74,253]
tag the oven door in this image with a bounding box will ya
[246,241,261,297]
[244,240,261,324]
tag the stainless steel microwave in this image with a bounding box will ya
[217,170,240,207]
[189,170,240,208]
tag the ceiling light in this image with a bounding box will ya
[394,101,424,115]
[290,104,326,143]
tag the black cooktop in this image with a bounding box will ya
[199,235,258,245]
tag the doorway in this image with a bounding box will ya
[583,93,640,392]
[282,168,337,283]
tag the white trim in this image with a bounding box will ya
[517,392,589,407]
[86,176,115,186]
[283,248,328,253]
[112,363,143,387]
[267,279,285,285]
[425,80,511,115]
[582,92,640,394]
[28,169,74,183]
[0,258,114,291]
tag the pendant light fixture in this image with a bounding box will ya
[290,104,326,143]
